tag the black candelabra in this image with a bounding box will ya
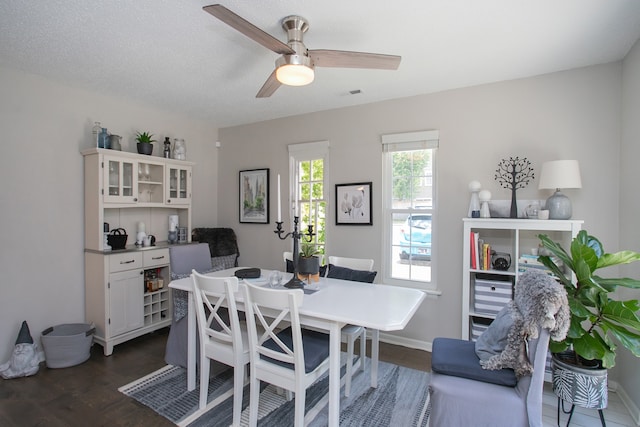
[274,216,314,289]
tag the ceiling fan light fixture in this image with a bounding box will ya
[276,54,314,86]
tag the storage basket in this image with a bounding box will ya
[470,317,493,342]
[473,275,513,315]
[107,228,127,249]
[41,323,95,368]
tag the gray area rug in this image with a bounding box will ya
[119,357,430,427]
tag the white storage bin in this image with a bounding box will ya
[41,323,95,368]
[474,276,512,315]
[471,317,493,341]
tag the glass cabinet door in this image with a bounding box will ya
[104,157,136,203]
[166,165,191,205]
[137,160,165,204]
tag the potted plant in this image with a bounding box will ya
[298,242,321,275]
[135,131,156,155]
[537,230,640,411]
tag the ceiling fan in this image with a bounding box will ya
[203,4,402,98]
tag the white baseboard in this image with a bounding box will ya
[616,382,640,426]
[376,332,432,353]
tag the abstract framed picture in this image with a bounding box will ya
[335,182,372,225]
[239,168,269,223]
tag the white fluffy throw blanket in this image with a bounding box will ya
[476,270,570,378]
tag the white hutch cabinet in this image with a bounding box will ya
[82,148,193,355]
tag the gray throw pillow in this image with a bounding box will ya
[326,264,377,283]
[475,305,514,361]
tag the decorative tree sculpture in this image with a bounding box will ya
[494,157,535,218]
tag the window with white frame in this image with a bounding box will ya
[288,141,329,256]
[382,130,438,288]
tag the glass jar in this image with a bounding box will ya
[99,128,109,149]
[92,121,102,147]
[173,138,186,160]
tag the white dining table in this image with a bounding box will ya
[169,267,425,427]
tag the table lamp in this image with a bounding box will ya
[538,160,582,220]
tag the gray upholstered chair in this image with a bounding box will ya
[428,327,550,427]
[164,243,214,367]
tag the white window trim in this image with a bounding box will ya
[381,130,441,294]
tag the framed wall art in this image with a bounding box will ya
[239,168,269,223]
[335,182,372,225]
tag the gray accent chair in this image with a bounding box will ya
[164,243,213,367]
[164,228,240,367]
[428,327,550,427]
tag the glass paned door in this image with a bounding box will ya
[166,166,191,205]
[104,157,136,203]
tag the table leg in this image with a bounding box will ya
[187,291,196,391]
[328,322,341,427]
[371,329,379,388]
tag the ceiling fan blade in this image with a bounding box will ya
[203,4,295,55]
[256,70,281,98]
[309,49,401,70]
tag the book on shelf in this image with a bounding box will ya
[482,243,490,270]
[469,231,495,271]
[470,232,481,269]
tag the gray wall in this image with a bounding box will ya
[620,39,640,419]
[0,66,219,362]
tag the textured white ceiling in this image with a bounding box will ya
[1,0,639,128]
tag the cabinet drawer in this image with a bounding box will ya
[143,248,170,268]
[109,252,143,273]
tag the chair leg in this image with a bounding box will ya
[248,373,260,427]
[295,387,306,427]
[198,358,210,410]
[232,365,244,427]
[345,333,355,397]
[359,328,366,373]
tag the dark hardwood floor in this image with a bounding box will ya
[0,328,431,426]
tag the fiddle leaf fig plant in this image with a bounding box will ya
[538,230,640,368]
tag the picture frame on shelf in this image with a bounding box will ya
[239,168,269,224]
[335,182,372,225]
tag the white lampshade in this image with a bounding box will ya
[538,160,582,190]
[276,55,314,86]
[538,160,582,220]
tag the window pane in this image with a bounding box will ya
[311,159,323,181]
[300,183,311,201]
[299,161,310,181]
[295,157,325,255]
[312,182,323,199]
[388,148,434,284]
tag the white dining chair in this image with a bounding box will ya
[327,256,375,397]
[242,281,331,427]
[191,270,249,427]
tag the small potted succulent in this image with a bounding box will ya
[298,242,321,275]
[135,131,156,155]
